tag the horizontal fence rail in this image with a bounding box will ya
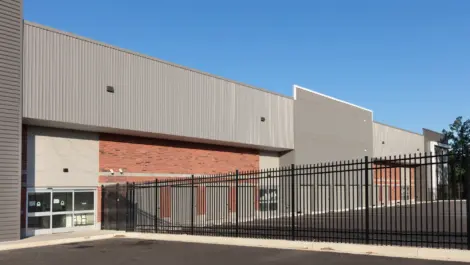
[101,152,470,249]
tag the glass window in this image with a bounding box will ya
[74,192,94,211]
[401,186,410,200]
[28,192,51,213]
[52,192,73,212]
[28,216,50,229]
[52,214,73,228]
[74,213,95,226]
[259,188,278,211]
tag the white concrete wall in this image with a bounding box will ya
[27,126,99,187]
[259,151,280,169]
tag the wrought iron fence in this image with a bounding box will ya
[101,153,470,249]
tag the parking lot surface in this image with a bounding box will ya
[0,238,465,265]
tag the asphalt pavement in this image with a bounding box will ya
[197,201,468,248]
[0,238,465,265]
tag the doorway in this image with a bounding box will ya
[26,188,97,237]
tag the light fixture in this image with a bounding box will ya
[110,169,114,175]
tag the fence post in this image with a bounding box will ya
[465,149,470,250]
[125,182,129,232]
[235,170,239,237]
[116,183,120,231]
[291,164,296,241]
[132,182,136,232]
[155,179,158,233]
[191,175,195,235]
[364,156,370,244]
[101,185,105,230]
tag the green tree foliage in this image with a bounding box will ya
[443,116,470,157]
[442,117,470,196]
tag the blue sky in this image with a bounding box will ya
[25,0,469,134]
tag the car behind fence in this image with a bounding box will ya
[101,153,470,249]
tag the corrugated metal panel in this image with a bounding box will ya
[23,22,294,150]
[0,0,21,242]
[373,122,424,158]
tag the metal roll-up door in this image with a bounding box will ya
[206,185,230,224]
[237,185,255,219]
[170,186,196,226]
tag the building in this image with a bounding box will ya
[0,2,445,241]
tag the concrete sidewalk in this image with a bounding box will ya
[122,233,470,263]
[1,231,469,263]
[0,230,124,251]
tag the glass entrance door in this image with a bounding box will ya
[26,189,97,236]
[51,190,74,233]
[26,190,52,236]
[73,191,96,227]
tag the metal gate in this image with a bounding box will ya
[101,184,128,231]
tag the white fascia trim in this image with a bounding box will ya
[436,142,451,149]
[292,84,373,113]
[429,141,451,152]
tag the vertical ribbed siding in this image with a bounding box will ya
[373,122,424,158]
[22,22,294,150]
[0,0,22,242]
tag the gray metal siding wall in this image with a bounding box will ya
[0,0,22,241]
[293,87,373,165]
[22,22,294,150]
[423,129,444,153]
[373,122,424,158]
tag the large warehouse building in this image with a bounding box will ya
[0,2,445,241]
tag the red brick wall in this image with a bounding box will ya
[373,163,416,203]
[99,133,260,176]
[99,176,177,183]
[98,133,260,223]
[197,186,206,215]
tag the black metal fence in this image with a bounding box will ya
[102,153,470,249]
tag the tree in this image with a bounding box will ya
[443,117,470,157]
[442,116,470,197]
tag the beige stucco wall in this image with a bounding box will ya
[259,151,280,169]
[293,86,373,164]
[27,126,99,187]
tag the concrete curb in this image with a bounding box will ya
[2,232,470,262]
[0,232,126,252]
[123,233,470,263]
